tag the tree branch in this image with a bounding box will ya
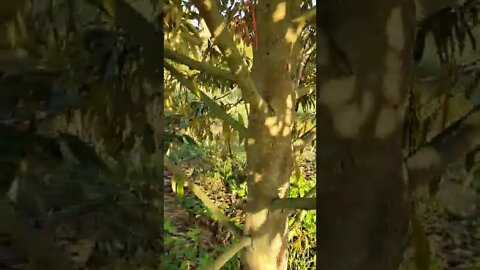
[289,185,316,230]
[406,104,480,191]
[292,6,316,24]
[164,47,236,81]
[164,61,248,137]
[295,44,315,87]
[295,84,315,99]
[191,0,273,115]
[164,158,243,238]
[293,127,316,154]
[270,197,316,210]
[416,0,467,21]
[207,237,251,270]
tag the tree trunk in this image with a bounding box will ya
[241,2,298,269]
[317,1,416,269]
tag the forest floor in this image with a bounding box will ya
[163,152,480,270]
[163,149,316,270]
[2,147,479,269]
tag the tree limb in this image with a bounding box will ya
[164,47,236,81]
[295,44,315,87]
[406,104,480,191]
[293,127,316,154]
[292,6,316,24]
[191,0,273,115]
[295,84,315,99]
[164,61,248,137]
[207,237,251,270]
[416,0,467,21]
[289,185,316,230]
[270,197,316,210]
[164,158,243,238]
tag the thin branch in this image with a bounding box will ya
[415,58,480,85]
[289,185,316,230]
[293,127,316,154]
[416,0,467,21]
[164,158,243,238]
[270,197,316,210]
[164,61,248,137]
[164,47,236,81]
[207,237,251,270]
[292,7,316,24]
[179,26,204,46]
[405,104,480,191]
[191,0,273,115]
[295,45,315,87]
[296,84,315,99]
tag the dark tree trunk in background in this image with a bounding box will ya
[316,0,416,269]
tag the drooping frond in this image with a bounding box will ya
[414,0,480,64]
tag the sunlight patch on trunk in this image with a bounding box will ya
[386,7,404,52]
[272,2,286,22]
[375,107,398,138]
[319,76,356,108]
[383,50,403,104]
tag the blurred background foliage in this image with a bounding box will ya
[1,0,163,269]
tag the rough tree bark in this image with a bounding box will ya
[317,0,416,269]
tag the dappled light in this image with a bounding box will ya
[374,106,399,139]
[386,7,405,52]
[272,2,287,22]
[316,1,480,269]
[383,50,403,104]
[319,76,356,108]
[164,0,316,269]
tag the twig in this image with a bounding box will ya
[164,157,243,238]
[293,127,316,154]
[164,61,248,137]
[289,185,316,230]
[207,237,251,270]
[292,7,316,24]
[270,197,316,210]
[191,0,273,115]
[164,47,236,81]
[405,104,480,191]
